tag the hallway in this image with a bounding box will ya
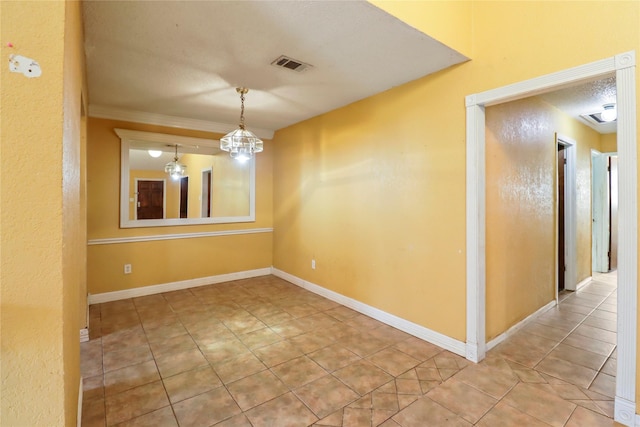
[81,273,617,426]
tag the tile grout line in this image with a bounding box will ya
[531,280,616,372]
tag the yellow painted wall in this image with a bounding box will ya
[273,64,470,341]
[87,118,273,295]
[601,133,618,153]
[62,1,86,423]
[485,96,602,340]
[369,0,472,58]
[274,2,639,348]
[485,98,556,340]
[211,154,252,218]
[0,1,85,425]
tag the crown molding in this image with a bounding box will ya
[88,104,275,139]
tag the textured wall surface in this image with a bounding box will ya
[62,1,86,422]
[273,65,470,341]
[274,1,639,348]
[0,2,81,425]
[485,97,601,340]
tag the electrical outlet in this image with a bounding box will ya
[311,259,316,270]
[124,264,132,274]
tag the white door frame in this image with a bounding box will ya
[556,134,577,294]
[592,150,611,273]
[465,51,637,426]
[201,167,213,218]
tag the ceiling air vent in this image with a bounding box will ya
[271,55,312,73]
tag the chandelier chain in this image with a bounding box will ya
[239,90,246,130]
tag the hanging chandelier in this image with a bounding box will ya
[165,144,187,180]
[220,87,263,162]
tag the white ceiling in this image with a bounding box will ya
[538,76,617,134]
[83,1,617,137]
[82,0,469,136]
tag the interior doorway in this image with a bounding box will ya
[592,151,619,273]
[465,51,636,425]
[201,169,212,218]
[556,134,577,295]
[558,145,567,292]
[136,179,165,220]
[179,176,189,219]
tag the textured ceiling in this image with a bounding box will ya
[83,2,616,137]
[539,76,617,134]
[83,0,469,134]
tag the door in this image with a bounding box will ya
[592,151,609,272]
[201,169,212,218]
[137,180,164,219]
[557,146,566,291]
[609,156,618,270]
[179,176,189,219]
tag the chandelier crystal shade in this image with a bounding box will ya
[165,144,187,180]
[220,87,263,162]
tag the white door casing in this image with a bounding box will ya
[557,134,577,292]
[465,52,637,426]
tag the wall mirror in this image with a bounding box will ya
[116,128,255,228]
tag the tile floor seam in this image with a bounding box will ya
[83,274,617,426]
[531,286,616,375]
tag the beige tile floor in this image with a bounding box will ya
[81,271,619,426]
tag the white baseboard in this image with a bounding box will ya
[77,377,83,427]
[616,396,636,426]
[88,268,272,304]
[271,267,467,357]
[486,299,557,351]
[575,275,592,291]
[79,328,89,343]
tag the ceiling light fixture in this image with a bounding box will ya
[220,87,263,162]
[148,149,162,158]
[601,103,617,122]
[164,144,187,180]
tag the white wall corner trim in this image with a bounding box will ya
[616,397,636,427]
[575,276,592,292]
[77,377,83,427]
[80,328,89,343]
[486,300,557,351]
[88,268,272,304]
[87,228,273,245]
[465,101,486,363]
[556,134,578,292]
[465,50,636,427]
[89,104,275,139]
[271,268,467,357]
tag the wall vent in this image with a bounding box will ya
[271,55,312,73]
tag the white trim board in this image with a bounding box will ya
[575,276,592,292]
[87,227,273,245]
[89,104,275,139]
[486,300,557,351]
[77,377,83,427]
[465,51,637,426]
[271,267,467,357]
[79,328,89,343]
[88,268,272,304]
